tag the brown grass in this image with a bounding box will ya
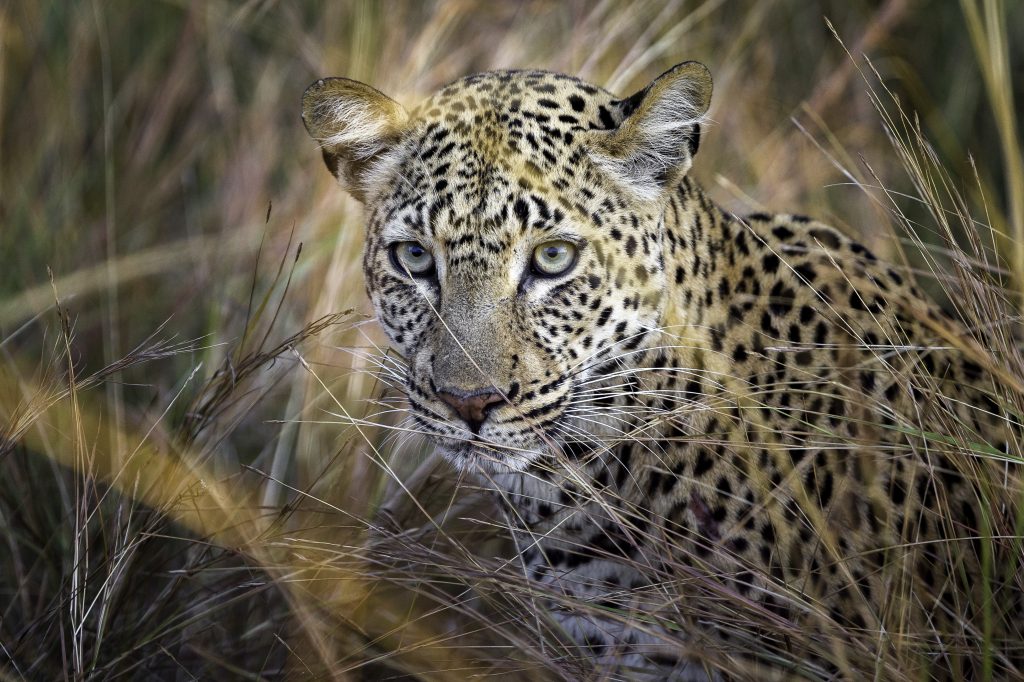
[1,1,1021,679]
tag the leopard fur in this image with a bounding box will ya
[302,63,1023,679]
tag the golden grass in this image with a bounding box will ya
[1,1,1022,679]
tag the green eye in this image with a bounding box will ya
[531,240,577,277]
[391,241,435,276]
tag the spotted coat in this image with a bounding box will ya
[302,64,1022,679]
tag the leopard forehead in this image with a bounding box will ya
[370,70,638,237]
[411,69,626,134]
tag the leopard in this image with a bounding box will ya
[301,62,1023,679]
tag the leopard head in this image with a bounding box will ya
[302,63,712,471]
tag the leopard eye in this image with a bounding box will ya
[531,240,577,277]
[390,241,435,277]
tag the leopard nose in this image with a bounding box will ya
[437,388,504,434]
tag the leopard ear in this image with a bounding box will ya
[590,61,712,199]
[301,77,409,202]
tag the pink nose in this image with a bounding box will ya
[437,389,504,433]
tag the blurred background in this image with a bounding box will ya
[0,1,1021,678]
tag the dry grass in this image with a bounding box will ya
[1,1,1022,679]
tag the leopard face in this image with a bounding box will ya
[303,66,711,471]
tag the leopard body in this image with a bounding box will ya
[302,64,1022,679]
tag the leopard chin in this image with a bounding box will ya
[434,437,542,474]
